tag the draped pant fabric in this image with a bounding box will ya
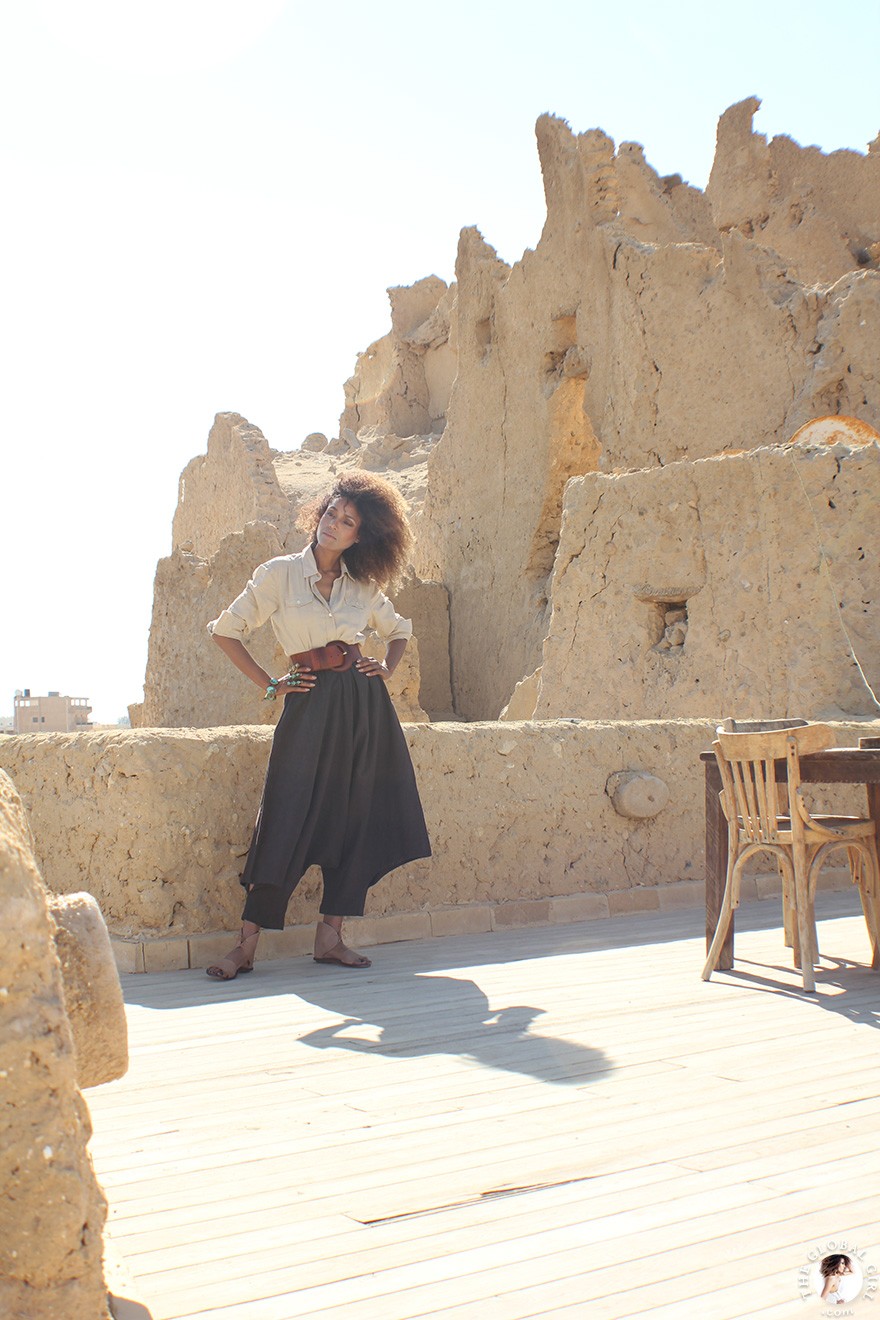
[240,668,431,927]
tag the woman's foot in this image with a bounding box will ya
[206,926,260,980]
[314,919,371,969]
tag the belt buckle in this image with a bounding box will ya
[328,641,349,669]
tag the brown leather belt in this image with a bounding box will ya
[289,641,361,672]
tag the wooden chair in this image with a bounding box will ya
[702,723,880,992]
[719,719,808,949]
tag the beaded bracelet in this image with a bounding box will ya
[263,663,301,701]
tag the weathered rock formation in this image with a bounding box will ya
[135,99,880,730]
[707,98,880,286]
[134,412,453,727]
[0,771,113,1319]
[417,105,880,719]
[340,276,457,442]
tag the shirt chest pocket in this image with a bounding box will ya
[294,592,332,614]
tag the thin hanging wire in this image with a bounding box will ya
[787,445,879,711]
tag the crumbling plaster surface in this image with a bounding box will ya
[0,771,110,1320]
[0,721,874,945]
[535,437,880,722]
[707,97,880,286]
[417,110,880,719]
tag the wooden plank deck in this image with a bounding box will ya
[88,894,880,1320]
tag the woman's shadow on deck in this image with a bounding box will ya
[293,969,609,1087]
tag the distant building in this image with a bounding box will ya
[13,689,92,734]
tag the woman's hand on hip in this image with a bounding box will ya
[272,666,316,697]
[355,657,391,680]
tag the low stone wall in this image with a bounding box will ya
[0,719,874,972]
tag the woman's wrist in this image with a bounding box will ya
[384,639,406,677]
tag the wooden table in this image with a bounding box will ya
[701,745,880,969]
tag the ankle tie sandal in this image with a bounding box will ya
[313,920,371,969]
[206,927,260,981]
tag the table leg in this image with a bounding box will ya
[705,765,733,970]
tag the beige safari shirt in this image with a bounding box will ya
[207,545,412,657]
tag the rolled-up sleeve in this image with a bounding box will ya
[368,589,413,644]
[208,560,280,640]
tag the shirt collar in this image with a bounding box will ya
[302,543,351,580]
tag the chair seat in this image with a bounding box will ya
[735,815,875,845]
[802,815,876,843]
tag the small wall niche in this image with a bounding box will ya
[633,586,699,657]
[652,601,688,654]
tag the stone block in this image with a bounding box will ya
[188,931,242,971]
[48,892,128,1088]
[492,899,552,928]
[656,880,705,911]
[348,911,433,947]
[429,905,494,937]
[754,872,783,901]
[815,867,853,892]
[258,925,315,961]
[607,888,661,916]
[111,940,145,975]
[549,893,610,923]
[142,938,190,973]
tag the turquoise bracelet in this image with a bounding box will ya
[263,663,301,701]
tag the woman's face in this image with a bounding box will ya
[316,498,361,555]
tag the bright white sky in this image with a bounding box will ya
[3,0,878,723]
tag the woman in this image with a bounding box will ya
[205,471,431,979]
[819,1253,855,1304]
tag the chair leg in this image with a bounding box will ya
[802,843,823,971]
[793,840,815,993]
[859,890,880,969]
[780,858,796,949]
[855,844,880,969]
[702,855,740,981]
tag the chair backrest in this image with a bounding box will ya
[720,717,809,733]
[713,724,835,842]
